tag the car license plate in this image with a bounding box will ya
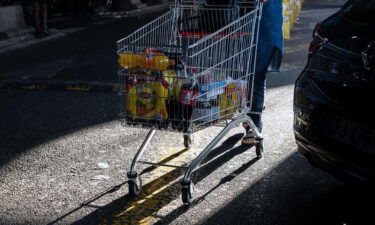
[329,117,375,154]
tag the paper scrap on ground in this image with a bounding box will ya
[92,175,110,180]
[97,162,109,169]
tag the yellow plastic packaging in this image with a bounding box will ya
[220,82,238,119]
[118,52,175,71]
[163,70,179,98]
[141,54,175,71]
[118,52,142,69]
[126,77,169,120]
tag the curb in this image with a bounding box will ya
[96,2,170,18]
[0,79,119,93]
[0,30,65,54]
[0,2,171,55]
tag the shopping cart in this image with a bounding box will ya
[117,0,263,205]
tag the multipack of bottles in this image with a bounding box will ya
[119,48,176,71]
[119,48,247,130]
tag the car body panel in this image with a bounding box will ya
[293,2,375,186]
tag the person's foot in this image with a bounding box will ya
[34,30,44,39]
[241,122,259,145]
[41,28,50,37]
[241,132,258,145]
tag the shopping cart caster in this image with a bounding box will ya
[181,180,194,205]
[183,133,192,149]
[127,172,142,197]
[255,138,263,158]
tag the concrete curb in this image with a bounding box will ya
[97,2,171,18]
[0,29,65,54]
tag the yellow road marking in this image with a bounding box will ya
[66,85,91,91]
[22,84,46,90]
[98,146,201,225]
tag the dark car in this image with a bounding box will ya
[293,0,375,186]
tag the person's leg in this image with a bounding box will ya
[249,70,267,132]
[241,70,267,145]
[32,1,41,33]
[41,0,49,35]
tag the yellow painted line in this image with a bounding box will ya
[66,85,92,91]
[98,146,201,225]
[22,84,46,90]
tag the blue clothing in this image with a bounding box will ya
[256,0,283,73]
[250,0,283,131]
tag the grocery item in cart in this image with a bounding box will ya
[126,74,169,121]
[192,99,220,122]
[198,80,226,100]
[118,51,142,69]
[118,48,175,71]
[219,79,248,118]
[163,70,179,98]
[236,79,248,109]
[220,81,238,118]
[198,69,216,84]
[180,83,199,106]
[169,82,199,131]
[142,48,176,71]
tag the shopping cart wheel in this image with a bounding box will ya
[183,133,192,149]
[181,181,193,205]
[256,139,263,158]
[127,172,142,197]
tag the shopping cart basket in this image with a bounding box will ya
[117,0,263,205]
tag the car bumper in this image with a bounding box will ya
[295,132,375,186]
[294,68,375,186]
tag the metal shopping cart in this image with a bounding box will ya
[117,0,263,205]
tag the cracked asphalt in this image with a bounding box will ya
[1,0,374,225]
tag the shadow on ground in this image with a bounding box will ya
[63,134,261,225]
[0,91,120,168]
[199,153,372,225]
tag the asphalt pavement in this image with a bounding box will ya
[0,11,165,84]
[2,0,374,225]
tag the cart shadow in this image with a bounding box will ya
[153,146,260,225]
[200,153,375,225]
[68,134,259,225]
[48,147,190,225]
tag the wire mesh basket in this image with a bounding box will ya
[117,1,261,133]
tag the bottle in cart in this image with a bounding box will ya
[166,62,188,130]
[141,48,176,71]
[118,52,142,69]
[168,67,198,131]
[179,83,198,131]
[118,48,176,71]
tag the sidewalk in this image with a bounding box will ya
[0,1,170,92]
